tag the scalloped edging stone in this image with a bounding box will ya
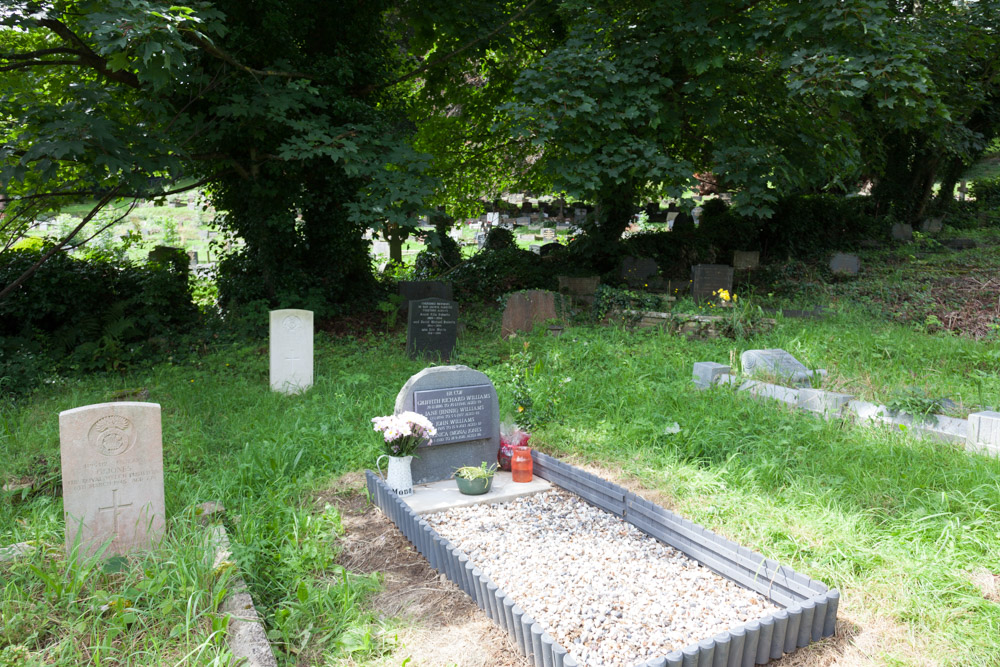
[366,453,838,667]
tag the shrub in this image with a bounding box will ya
[970,177,1000,208]
[484,227,515,250]
[0,247,199,382]
[450,246,556,301]
[413,234,462,279]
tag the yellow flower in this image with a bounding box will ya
[517,406,524,412]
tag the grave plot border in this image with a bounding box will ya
[366,452,839,667]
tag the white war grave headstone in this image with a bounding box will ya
[270,309,314,394]
[60,402,165,556]
[395,366,499,484]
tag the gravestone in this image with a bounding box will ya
[733,251,759,271]
[501,290,558,338]
[619,256,659,288]
[475,231,488,248]
[741,348,825,386]
[269,309,314,394]
[398,281,453,311]
[187,250,198,267]
[557,275,600,306]
[395,366,500,484]
[60,402,165,556]
[486,212,500,227]
[541,228,556,241]
[943,238,977,250]
[147,245,182,265]
[920,217,943,233]
[891,223,913,242]
[574,207,587,222]
[539,242,562,257]
[690,264,734,302]
[692,362,731,389]
[830,253,861,275]
[406,298,458,360]
[516,216,531,226]
[529,244,542,255]
[372,240,390,255]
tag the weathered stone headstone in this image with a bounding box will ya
[920,217,943,233]
[541,227,557,241]
[830,253,861,275]
[891,223,913,242]
[147,245,182,265]
[692,362,731,389]
[398,281,453,311]
[690,264,734,302]
[733,251,759,271]
[968,411,1000,455]
[529,244,542,255]
[372,240,390,255]
[619,256,659,288]
[406,298,458,360]
[501,290,558,338]
[187,250,198,267]
[486,212,500,227]
[395,366,500,484]
[516,216,531,226]
[741,348,825,386]
[557,275,600,306]
[574,207,587,222]
[269,309,314,394]
[60,402,165,556]
[475,231,488,248]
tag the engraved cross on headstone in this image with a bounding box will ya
[99,489,133,536]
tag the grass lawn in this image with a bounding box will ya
[3,228,1000,666]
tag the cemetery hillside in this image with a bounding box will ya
[3,1,1000,666]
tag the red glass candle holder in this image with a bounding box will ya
[511,446,533,483]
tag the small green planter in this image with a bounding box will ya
[455,475,493,495]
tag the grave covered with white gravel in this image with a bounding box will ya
[426,490,780,666]
[366,452,839,667]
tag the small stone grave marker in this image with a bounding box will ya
[486,212,500,227]
[406,298,458,360]
[475,231,488,248]
[60,402,165,556]
[269,309,314,394]
[395,366,499,484]
[501,290,558,338]
[541,227,557,241]
[891,223,913,242]
[372,240,390,255]
[733,251,759,270]
[830,253,860,275]
[557,275,600,306]
[690,264,733,302]
[741,348,824,386]
[574,207,587,222]
[516,216,531,226]
[920,217,943,233]
[968,411,1000,455]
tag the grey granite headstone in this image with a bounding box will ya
[829,253,860,275]
[691,264,734,302]
[891,223,913,242]
[733,251,759,270]
[395,366,500,484]
[741,349,825,386]
[406,298,458,360]
[398,281,453,311]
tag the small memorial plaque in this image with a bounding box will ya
[412,384,493,445]
[406,298,458,359]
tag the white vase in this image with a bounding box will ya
[377,454,414,496]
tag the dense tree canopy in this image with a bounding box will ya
[3,0,999,309]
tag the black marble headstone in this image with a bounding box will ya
[691,264,734,302]
[406,298,458,360]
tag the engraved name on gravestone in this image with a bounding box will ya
[406,298,458,360]
[270,309,314,394]
[395,366,500,484]
[413,385,493,445]
[60,402,165,556]
[690,264,734,302]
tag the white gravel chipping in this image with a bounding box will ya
[426,490,780,667]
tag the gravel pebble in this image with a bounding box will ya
[426,490,779,666]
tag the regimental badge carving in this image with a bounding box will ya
[282,315,302,332]
[88,415,136,457]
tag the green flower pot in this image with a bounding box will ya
[455,475,493,495]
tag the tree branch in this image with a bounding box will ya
[359,0,540,97]
[0,188,121,303]
[37,18,142,88]
[183,30,317,81]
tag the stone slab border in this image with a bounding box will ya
[366,453,838,667]
[693,362,997,455]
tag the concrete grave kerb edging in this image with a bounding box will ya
[695,362,996,454]
[366,453,838,667]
